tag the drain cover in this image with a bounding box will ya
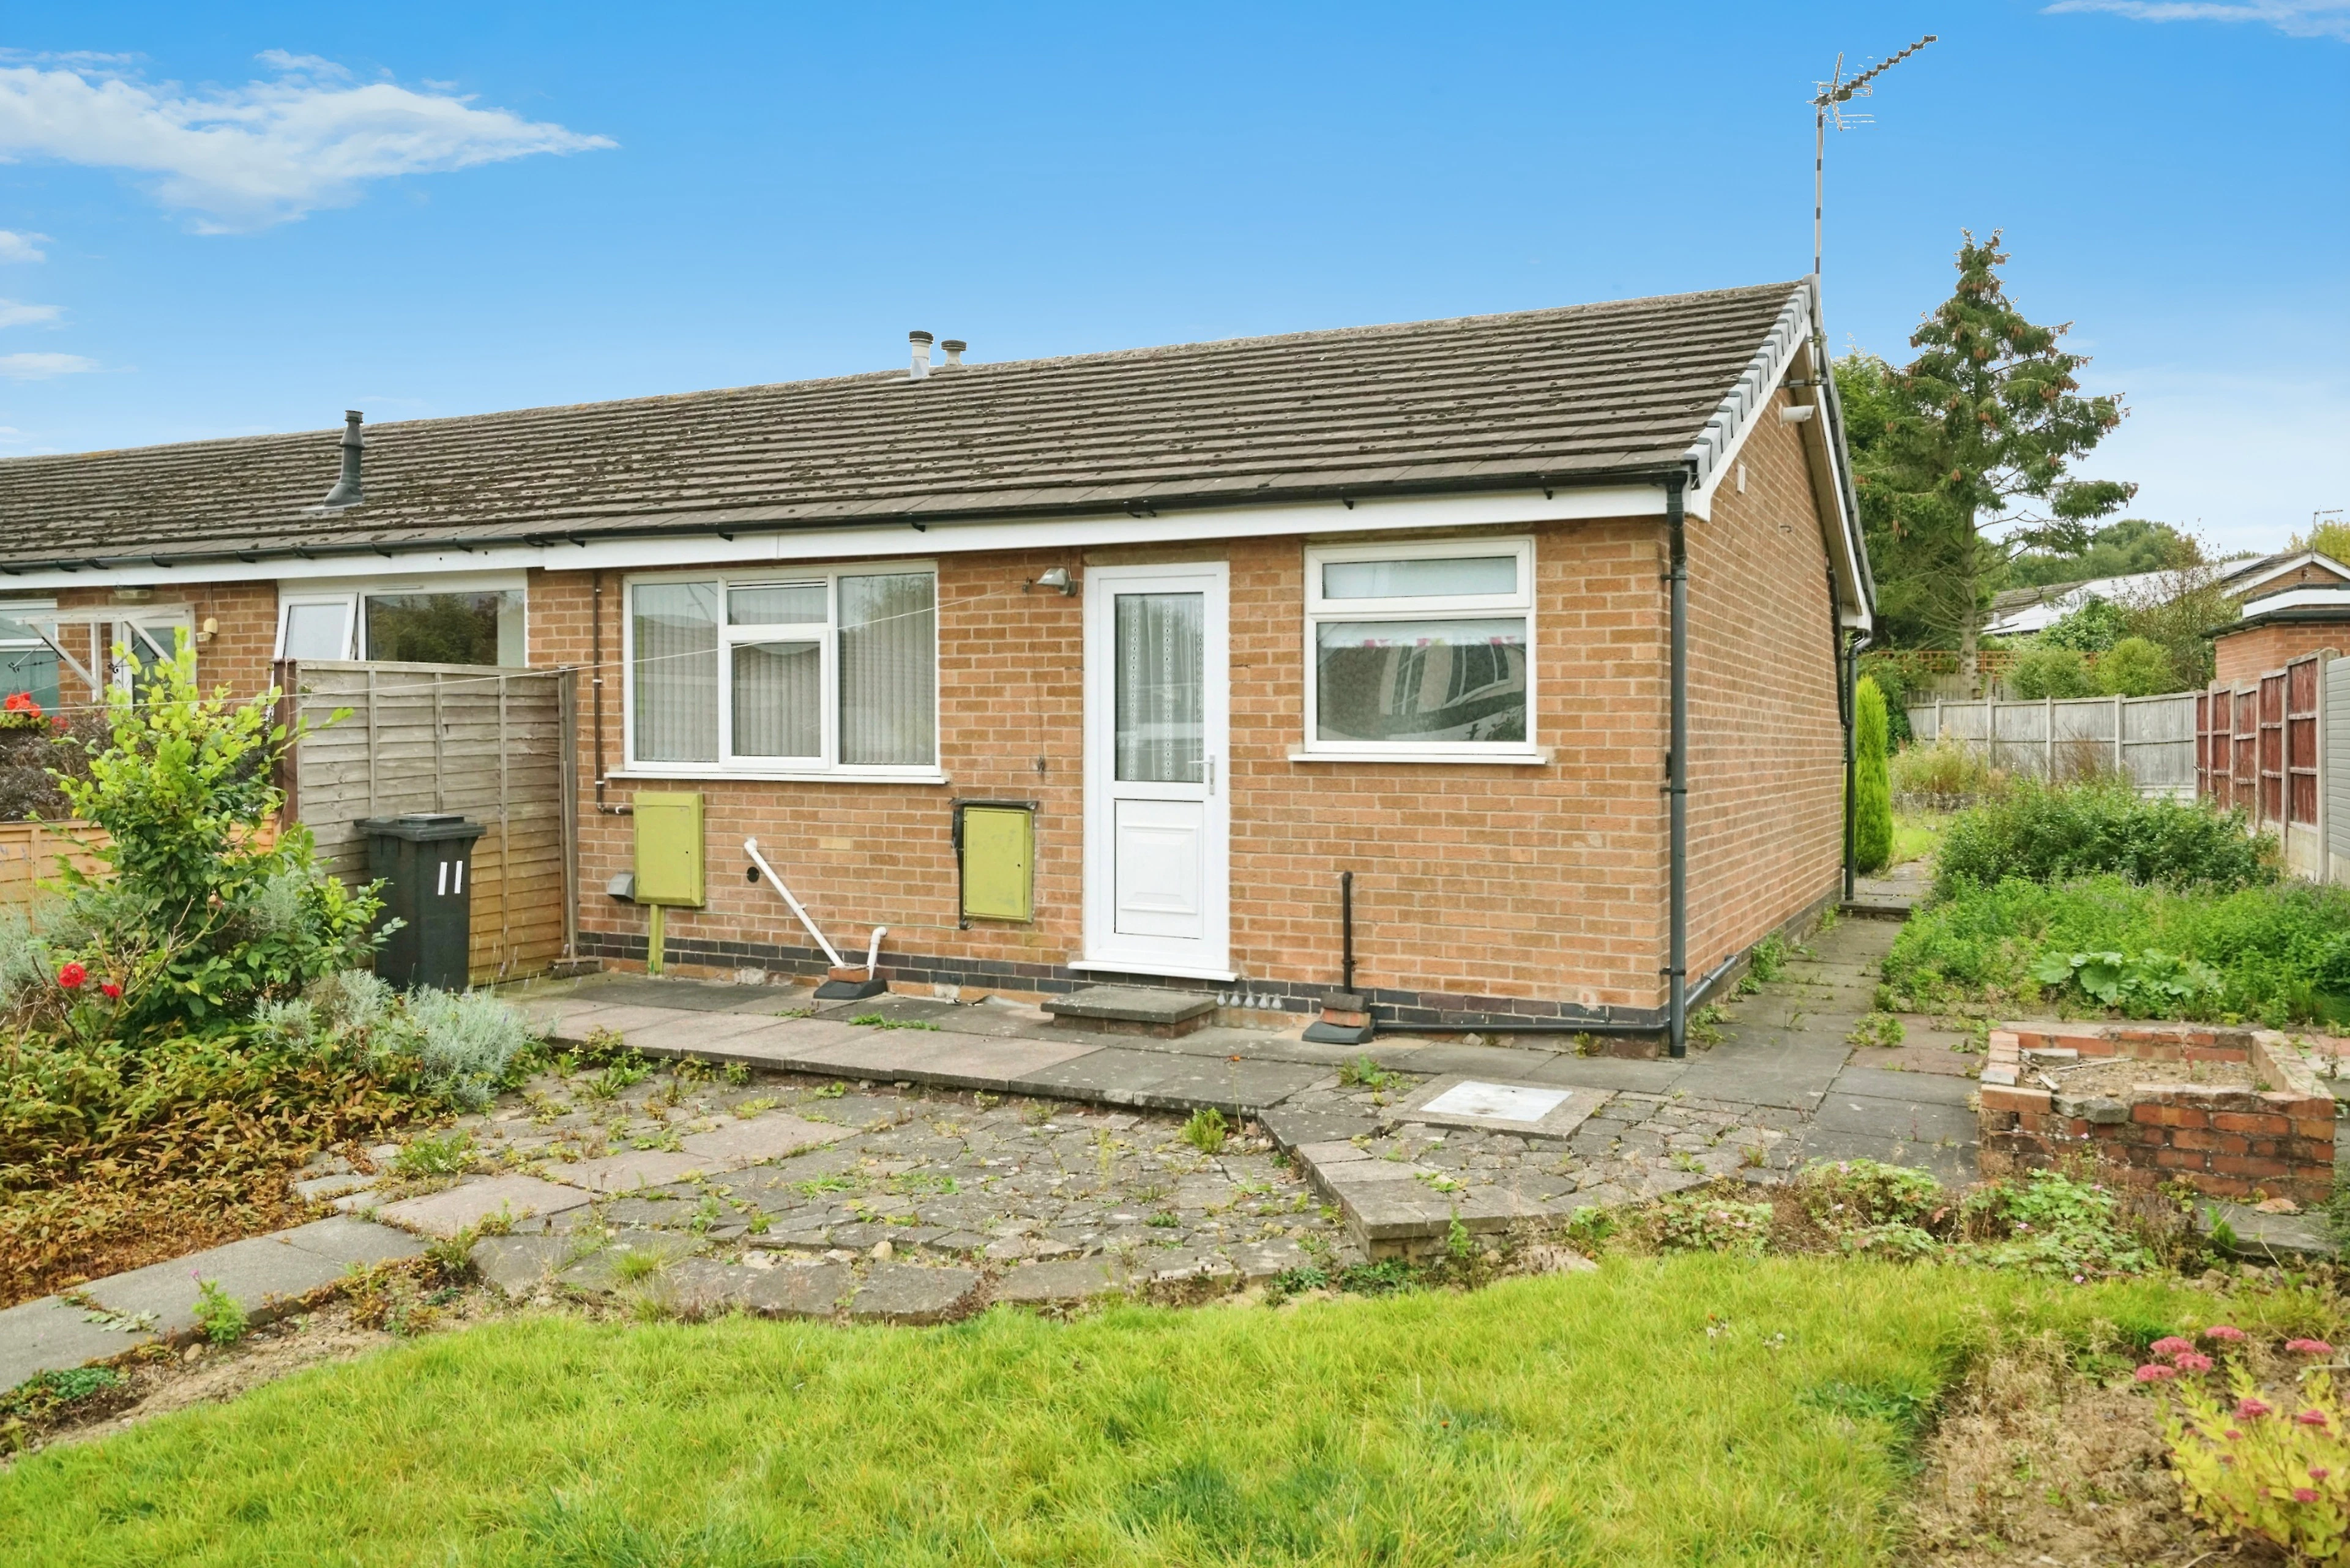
[1419,1081,1573,1124]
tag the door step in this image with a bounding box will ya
[1043,985,1216,1038]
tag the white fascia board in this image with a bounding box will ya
[0,485,1669,591]
[1679,279,1873,632]
[2235,552,2350,596]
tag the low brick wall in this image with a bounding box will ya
[1979,1022,2337,1207]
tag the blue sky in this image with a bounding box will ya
[2,2,2343,555]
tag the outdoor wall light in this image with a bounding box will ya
[1025,567,1078,595]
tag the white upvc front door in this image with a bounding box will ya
[1081,562,1231,980]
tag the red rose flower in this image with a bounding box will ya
[100,980,122,1000]
[56,961,86,989]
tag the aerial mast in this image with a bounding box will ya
[1811,34,1937,288]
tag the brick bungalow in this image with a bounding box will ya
[0,280,1873,1055]
[2211,584,2350,690]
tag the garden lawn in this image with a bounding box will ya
[0,1256,2204,1567]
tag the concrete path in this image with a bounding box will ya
[7,886,1988,1394]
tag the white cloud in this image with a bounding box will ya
[2043,0,2350,40]
[0,230,45,263]
[0,53,614,231]
[0,299,60,327]
[0,352,95,379]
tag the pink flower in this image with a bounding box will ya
[2288,1339,2337,1356]
[2205,1325,2248,1343]
[2150,1336,2196,1359]
[2313,1466,2333,1480]
[56,961,85,989]
[2173,1352,2214,1373]
[2226,1430,2244,1440]
[2299,1411,2332,1428]
[2296,1488,2321,1504]
[2135,1364,2177,1382]
[100,980,121,1000]
[2237,1397,2273,1419]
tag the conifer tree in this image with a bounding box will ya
[1842,233,2135,680]
[1853,677,1893,875]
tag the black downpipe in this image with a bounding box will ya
[1666,472,1689,1061]
[1840,622,1874,900]
[1339,870,1356,995]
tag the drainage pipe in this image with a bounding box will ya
[1665,472,1689,1061]
[743,837,848,968]
[592,572,630,816]
[1841,624,1873,901]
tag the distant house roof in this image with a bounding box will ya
[1983,550,2350,638]
[0,281,1838,579]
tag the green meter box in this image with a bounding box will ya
[632,791,706,907]
[955,801,1034,922]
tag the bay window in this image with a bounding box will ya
[1300,539,1537,760]
[626,567,938,776]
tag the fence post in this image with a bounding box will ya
[2045,695,2055,781]
[1935,697,1944,744]
[2113,693,2125,780]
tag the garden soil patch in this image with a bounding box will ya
[1904,1330,2236,1566]
[1,1168,327,1309]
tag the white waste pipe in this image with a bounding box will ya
[742,838,846,969]
[865,925,888,973]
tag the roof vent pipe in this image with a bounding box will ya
[939,338,966,367]
[317,410,365,509]
[908,330,933,380]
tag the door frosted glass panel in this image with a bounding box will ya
[731,641,821,758]
[838,573,936,766]
[633,583,720,764]
[281,602,351,660]
[1315,617,1528,744]
[1114,592,1203,783]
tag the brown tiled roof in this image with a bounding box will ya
[0,281,1805,570]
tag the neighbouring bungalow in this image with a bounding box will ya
[0,281,1873,1055]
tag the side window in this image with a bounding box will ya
[1304,541,1535,755]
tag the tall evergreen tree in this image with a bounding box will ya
[1838,233,2136,679]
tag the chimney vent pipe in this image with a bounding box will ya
[317,409,365,509]
[908,330,933,380]
[939,339,966,366]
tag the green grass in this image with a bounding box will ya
[1890,807,1950,869]
[0,1256,2204,1566]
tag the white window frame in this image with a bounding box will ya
[1296,536,1547,764]
[274,573,531,666]
[274,591,360,660]
[619,562,944,783]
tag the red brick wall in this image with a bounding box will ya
[539,525,1679,1011]
[2212,620,2346,689]
[1682,394,1846,983]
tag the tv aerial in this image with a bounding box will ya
[1811,35,1936,285]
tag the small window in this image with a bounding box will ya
[0,606,59,709]
[1303,540,1535,757]
[362,590,526,665]
[627,568,938,776]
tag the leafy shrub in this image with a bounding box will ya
[1955,1169,2155,1276]
[39,640,382,1036]
[1933,781,2274,900]
[1856,652,1915,746]
[2040,596,2128,653]
[0,707,106,823]
[402,986,542,1111]
[2095,635,2173,696]
[2029,947,2223,1011]
[1853,678,1892,874]
[1889,737,2010,800]
[1883,875,2350,1025]
[2160,1342,2350,1561]
[1649,1193,1774,1256]
[2005,646,2095,700]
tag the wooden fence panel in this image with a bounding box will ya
[283,660,577,985]
[1904,692,2196,796]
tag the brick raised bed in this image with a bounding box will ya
[1979,1022,2337,1207]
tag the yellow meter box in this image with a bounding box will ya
[632,792,706,907]
[957,802,1034,922]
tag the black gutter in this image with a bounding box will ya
[0,466,1696,578]
[1665,471,1689,1061]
